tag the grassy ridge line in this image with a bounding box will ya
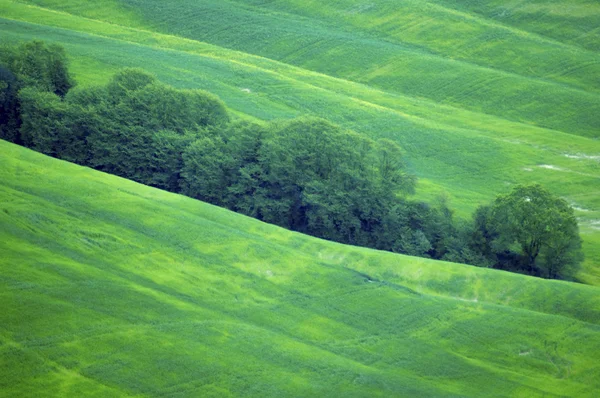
[1,139,600,396]
[230,0,600,92]
[0,148,508,396]
[12,0,600,138]
[19,0,600,58]
[1,7,599,284]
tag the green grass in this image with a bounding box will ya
[0,1,599,284]
[2,140,600,397]
[18,0,600,137]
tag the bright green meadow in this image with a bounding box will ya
[1,0,599,283]
[1,1,600,395]
[1,140,600,396]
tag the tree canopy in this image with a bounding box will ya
[486,184,583,279]
[0,40,74,96]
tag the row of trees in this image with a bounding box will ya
[0,41,583,280]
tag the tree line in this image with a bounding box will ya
[0,41,583,280]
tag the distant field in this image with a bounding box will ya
[1,0,599,284]
[1,140,600,396]
[17,0,600,137]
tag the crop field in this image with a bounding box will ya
[1,140,600,396]
[0,0,599,284]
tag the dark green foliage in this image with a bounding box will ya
[375,198,470,261]
[106,67,156,100]
[68,84,202,190]
[426,195,457,259]
[259,118,366,232]
[492,184,583,279]
[181,117,422,250]
[58,103,101,164]
[377,201,433,256]
[0,40,74,97]
[4,47,230,192]
[181,136,232,203]
[145,130,195,191]
[126,84,228,132]
[84,121,150,178]
[86,122,193,191]
[105,68,229,133]
[441,219,494,267]
[471,185,584,279]
[470,205,496,261]
[65,84,110,108]
[16,65,230,191]
[372,138,416,196]
[261,118,416,245]
[18,88,69,156]
[215,121,271,219]
[0,41,73,146]
[0,65,19,142]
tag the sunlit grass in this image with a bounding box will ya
[1,140,599,396]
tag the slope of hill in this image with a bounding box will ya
[1,0,599,284]
[2,140,600,397]
[15,0,600,137]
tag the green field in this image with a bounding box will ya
[2,140,600,397]
[1,0,598,284]
[1,2,600,394]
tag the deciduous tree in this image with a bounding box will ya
[489,184,583,279]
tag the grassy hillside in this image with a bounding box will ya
[1,0,599,284]
[2,140,600,397]
[16,0,600,138]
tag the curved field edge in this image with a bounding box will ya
[1,140,600,397]
[0,4,599,285]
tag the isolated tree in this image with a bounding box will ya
[489,184,583,279]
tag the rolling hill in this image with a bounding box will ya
[2,140,600,396]
[1,0,598,284]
